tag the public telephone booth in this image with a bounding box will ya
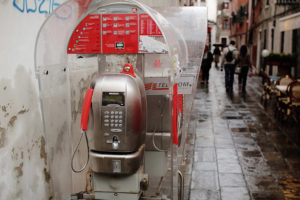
[35,0,207,199]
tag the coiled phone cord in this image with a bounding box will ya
[71,88,93,173]
[71,129,90,173]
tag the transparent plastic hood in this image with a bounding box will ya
[34,0,192,199]
[35,0,188,75]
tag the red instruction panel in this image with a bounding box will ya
[139,14,162,36]
[67,14,101,54]
[102,14,138,53]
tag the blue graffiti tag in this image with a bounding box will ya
[13,0,60,14]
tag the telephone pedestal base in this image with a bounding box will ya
[93,166,148,200]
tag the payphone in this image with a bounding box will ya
[82,64,147,175]
[35,0,207,199]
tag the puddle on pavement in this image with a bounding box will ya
[231,127,249,132]
[279,175,300,200]
[243,150,262,158]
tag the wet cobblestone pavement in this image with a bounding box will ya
[187,67,300,200]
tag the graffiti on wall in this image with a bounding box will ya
[13,0,60,14]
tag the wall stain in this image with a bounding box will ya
[40,136,48,165]
[43,168,51,183]
[3,86,7,90]
[4,113,9,117]
[71,73,97,122]
[2,106,7,112]
[8,115,17,127]
[0,127,6,148]
[55,122,67,154]
[14,162,24,178]
[11,148,19,160]
[18,109,29,115]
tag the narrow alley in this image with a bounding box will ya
[187,67,300,200]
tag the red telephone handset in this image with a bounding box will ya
[72,88,93,173]
[81,88,94,131]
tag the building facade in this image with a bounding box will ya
[216,0,231,47]
[226,0,300,77]
[250,0,300,77]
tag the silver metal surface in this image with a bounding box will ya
[90,144,145,174]
[92,164,148,199]
[90,73,146,153]
[144,151,167,177]
[178,170,184,200]
[145,132,171,151]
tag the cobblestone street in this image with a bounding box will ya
[187,66,300,200]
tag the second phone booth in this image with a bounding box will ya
[35,0,207,199]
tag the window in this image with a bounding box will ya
[223,2,229,9]
[281,31,285,53]
[263,29,267,49]
[223,19,230,30]
[292,29,298,53]
[266,0,270,5]
[271,29,274,51]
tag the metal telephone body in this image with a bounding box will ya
[90,73,146,153]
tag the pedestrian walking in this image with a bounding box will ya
[236,45,252,95]
[213,46,221,69]
[201,45,213,85]
[221,40,238,93]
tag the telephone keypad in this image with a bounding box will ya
[102,108,125,137]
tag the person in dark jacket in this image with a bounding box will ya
[221,40,238,93]
[236,45,252,95]
[213,46,221,69]
[201,45,213,85]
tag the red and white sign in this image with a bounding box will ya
[67,12,164,54]
[144,77,169,95]
[102,14,138,53]
[67,14,101,54]
[139,14,162,36]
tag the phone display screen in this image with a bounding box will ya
[102,92,125,106]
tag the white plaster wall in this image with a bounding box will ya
[0,0,180,199]
[279,14,300,53]
[284,30,293,53]
[274,25,281,53]
[207,0,217,23]
[0,0,71,199]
